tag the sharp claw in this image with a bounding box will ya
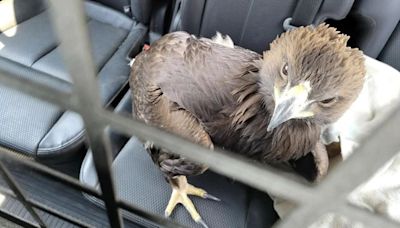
[204,193,221,201]
[164,211,170,218]
[197,218,209,228]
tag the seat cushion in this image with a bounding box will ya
[81,137,278,228]
[0,1,147,160]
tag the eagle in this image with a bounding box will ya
[129,24,366,227]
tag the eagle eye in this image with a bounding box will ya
[319,97,337,107]
[281,63,288,77]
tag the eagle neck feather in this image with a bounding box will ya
[229,61,320,162]
[231,60,267,131]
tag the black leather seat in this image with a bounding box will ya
[0,0,148,161]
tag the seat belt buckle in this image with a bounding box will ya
[283,18,298,31]
[123,5,131,15]
[283,17,316,31]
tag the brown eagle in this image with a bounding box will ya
[129,24,365,227]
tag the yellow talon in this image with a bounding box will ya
[187,184,206,197]
[165,189,179,217]
[164,176,220,228]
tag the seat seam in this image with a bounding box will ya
[244,188,251,228]
[34,110,68,154]
[80,151,95,184]
[31,17,93,68]
[377,23,399,59]
[0,106,63,157]
[0,56,73,86]
[99,24,146,76]
[29,17,92,81]
[30,43,60,67]
[99,26,146,106]
[37,129,86,154]
[0,139,34,156]
[91,21,131,74]
[197,0,208,35]
[239,0,255,45]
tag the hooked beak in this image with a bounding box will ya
[267,82,314,132]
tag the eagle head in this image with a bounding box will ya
[258,23,366,131]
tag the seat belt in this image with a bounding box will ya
[283,0,324,31]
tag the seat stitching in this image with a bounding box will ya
[244,188,251,228]
[31,17,94,67]
[30,44,59,67]
[197,0,208,35]
[0,138,34,156]
[99,24,146,76]
[239,0,255,45]
[91,20,130,74]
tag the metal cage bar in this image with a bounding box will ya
[47,0,123,227]
[0,187,89,228]
[0,161,46,227]
[0,0,398,227]
[0,209,39,228]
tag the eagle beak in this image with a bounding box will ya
[267,82,313,132]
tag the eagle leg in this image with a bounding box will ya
[165,175,220,228]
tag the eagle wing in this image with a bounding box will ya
[130,36,213,177]
[130,32,260,178]
[133,87,212,178]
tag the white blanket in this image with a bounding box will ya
[274,55,400,227]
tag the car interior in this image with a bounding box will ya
[0,0,399,227]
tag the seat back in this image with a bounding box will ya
[172,0,354,53]
[329,0,400,59]
[326,0,400,70]
[378,23,400,71]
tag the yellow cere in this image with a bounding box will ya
[288,81,311,97]
[297,111,314,118]
[274,86,281,98]
[291,84,306,96]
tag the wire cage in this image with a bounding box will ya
[0,1,399,227]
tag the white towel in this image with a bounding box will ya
[274,55,400,227]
